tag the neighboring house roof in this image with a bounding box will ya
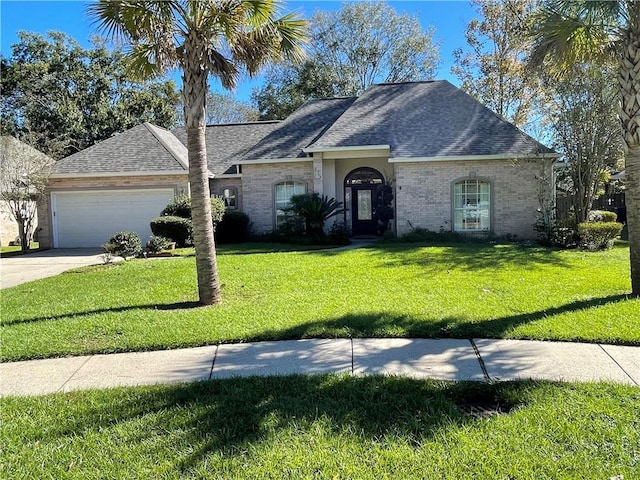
[308,81,554,159]
[172,121,279,175]
[244,97,357,161]
[53,123,189,176]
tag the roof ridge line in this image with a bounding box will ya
[303,97,359,150]
[143,122,189,171]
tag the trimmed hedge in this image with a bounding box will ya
[150,216,193,247]
[578,221,623,251]
[216,210,250,244]
[161,195,191,218]
[588,210,617,223]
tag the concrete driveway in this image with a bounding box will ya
[1,249,106,289]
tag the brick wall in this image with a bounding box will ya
[395,159,553,239]
[242,162,314,233]
[38,174,189,249]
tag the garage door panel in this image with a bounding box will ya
[53,189,175,248]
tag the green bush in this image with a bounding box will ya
[399,226,463,243]
[161,195,191,218]
[146,235,171,254]
[210,196,226,227]
[102,231,142,260]
[588,210,617,223]
[328,221,351,245]
[216,210,251,244]
[289,193,344,238]
[150,216,193,247]
[577,221,623,251]
[160,195,226,227]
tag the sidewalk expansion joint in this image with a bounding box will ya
[350,337,354,375]
[57,355,93,393]
[469,339,491,382]
[208,345,219,380]
[598,344,638,386]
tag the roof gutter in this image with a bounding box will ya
[50,170,189,179]
[238,157,313,165]
[389,153,560,163]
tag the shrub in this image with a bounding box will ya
[210,196,226,228]
[534,214,577,248]
[102,231,142,260]
[161,194,191,218]
[577,221,623,251]
[399,226,463,243]
[150,216,193,247]
[289,193,344,238]
[216,210,251,244]
[160,195,226,228]
[328,220,351,245]
[146,235,171,254]
[588,210,617,223]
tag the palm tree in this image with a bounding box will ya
[89,0,306,305]
[529,0,640,296]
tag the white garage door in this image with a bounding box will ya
[52,189,176,248]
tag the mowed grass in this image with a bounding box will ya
[1,242,638,361]
[2,376,639,479]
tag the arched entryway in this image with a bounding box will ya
[344,167,384,236]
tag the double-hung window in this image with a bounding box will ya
[274,181,306,227]
[453,180,490,231]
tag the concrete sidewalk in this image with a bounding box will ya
[1,338,638,397]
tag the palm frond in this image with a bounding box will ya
[529,0,624,73]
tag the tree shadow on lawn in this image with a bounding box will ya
[256,294,633,344]
[2,295,632,345]
[17,376,545,474]
[1,301,203,326]
[308,241,574,271]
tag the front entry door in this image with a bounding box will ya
[351,185,378,236]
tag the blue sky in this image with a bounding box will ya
[0,0,478,101]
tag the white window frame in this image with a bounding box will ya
[220,187,238,210]
[452,179,491,232]
[274,180,306,227]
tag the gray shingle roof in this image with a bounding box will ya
[172,121,280,175]
[309,81,553,158]
[53,123,188,175]
[244,97,357,161]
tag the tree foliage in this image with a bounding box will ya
[452,0,539,127]
[177,91,259,125]
[0,31,180,160]
[0,135,54,251]
[90,0,307,305]
[253,1,440,119]
[546,64,623,225]
[529,0,640,296]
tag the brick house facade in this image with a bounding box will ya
[39,81,556,247]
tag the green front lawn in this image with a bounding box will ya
[2,376,638,479]
[0,242,39,257]
[1,242,638,361]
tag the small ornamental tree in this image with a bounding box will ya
[0,136,54,252]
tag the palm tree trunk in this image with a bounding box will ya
[625,147,640,296]
[618,5,640,296]
[183,39,222,305]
